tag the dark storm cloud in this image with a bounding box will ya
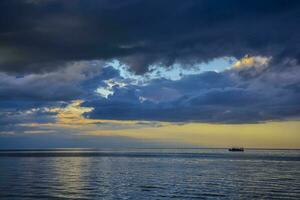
[0,0,299,74]
[0,61,110,131]
[0,58,299,125]
[0,0,299,125]
[83,61,300,123]
[0,106,58,136]
[0,61,109,104]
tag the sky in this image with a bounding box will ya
[0,0,300,149]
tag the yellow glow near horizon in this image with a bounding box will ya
[27,100,165,130]
[45,100,140,126]
[26,100,300,149]
[89,121,300,149]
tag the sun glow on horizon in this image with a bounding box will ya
[22,100,300,149]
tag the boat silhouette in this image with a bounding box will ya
[228,147,244,152]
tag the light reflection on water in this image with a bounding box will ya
[0,149,299,199]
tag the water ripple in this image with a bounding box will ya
[0,149,299,199]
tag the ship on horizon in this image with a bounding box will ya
[228,147,244,152]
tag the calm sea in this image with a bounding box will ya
[0,149,299,199]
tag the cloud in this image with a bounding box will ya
[231,55,272,77]
[1,54,299,125]
[0,106,58,135]
[83,60,300,123]
[0,60,108,103]
[0,61,110,135]
[0,0,299,130]
[233,55,271,69]
[0,0,299,74]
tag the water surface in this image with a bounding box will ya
[0,149,299,199]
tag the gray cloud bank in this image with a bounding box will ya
[0,0,299,131]
[83,59,300,123]
[0,0,299,74]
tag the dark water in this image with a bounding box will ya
[0,149,299,200]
